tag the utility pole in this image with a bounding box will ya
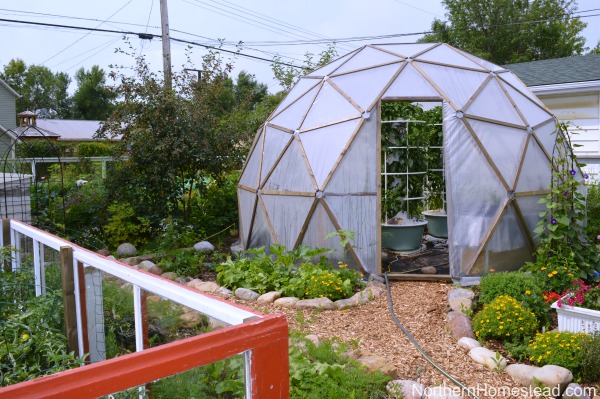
[160,0,172,89]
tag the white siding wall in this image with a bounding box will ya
[538,91,600,158]
[0,84,17,129]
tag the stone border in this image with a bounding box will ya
[444,288,586,399]
[187,277,387,311]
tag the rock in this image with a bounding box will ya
[468,347,507,371]
[230,242,244,254]
[176,277,191,284]
[335,297,360,310]
[421,266,437,274]
[448,288,475,313]
[457,337,480,351]
[188,280,221,293]
[146,295,162,303]
[137,260,162,275]
[426,385,462,399]
[97,249,111,256]
[216,286,233,297]
[107,255,116,260]
[257,291,282,304]
[532,365,573,395]
[117,243,137,258]
[295,297,337,310]
[161,272,178,281]
[304,334,320,346]
[274,297,299,308]
[194,241,215,253]
[505,364,540,387]
[386,380,424,399]
[354,351,398,378]
[351,286,384,304]
[120,256,141,266]
[207,317,229,331]
[447,311,475,340]
[179,311,205,328]
[563,383,592,399]
[366,278,386,289]
[381,252,389,262]
[235,288,260,301]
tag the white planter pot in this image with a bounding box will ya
[551,297,600,333]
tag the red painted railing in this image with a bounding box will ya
[0,313,289,399]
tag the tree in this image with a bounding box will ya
[271,44,338,92]
[0,59,71,117]
[589,41,600,54]
[99,45,262,226]
[71,66,116,120]
[421,0,587,64]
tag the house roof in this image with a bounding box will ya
[35,119,113,141]
[13,125,61,139]
[505,54,600,87]
[0,78,20,98]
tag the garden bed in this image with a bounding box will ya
[223,280,521,398]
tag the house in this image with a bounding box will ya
[0,78,20,158]
[14,113,119,144]
[506,54,600,176]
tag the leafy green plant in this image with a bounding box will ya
[217,244,364,301]
[289,335,391,399]
[157,250,206,277]
[472,295,538,343]
[579,332,600,383]
[479,271,549,325]
[528,331,589,376]
[0,273,85,387]
[522,123,600,292]
[381,102,443,219]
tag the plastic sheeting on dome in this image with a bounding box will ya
[237,42,561,283]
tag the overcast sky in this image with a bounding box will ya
[1,0,599,93]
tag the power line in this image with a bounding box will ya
[40,0,134,65]
[0,17,303,68]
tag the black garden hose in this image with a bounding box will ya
[384,272,482,399]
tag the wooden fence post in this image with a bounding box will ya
[2,219,10,272]
[60,246,78,354]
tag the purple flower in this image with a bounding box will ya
[584,174,589,179]
[570,169,576,176]
[597,235,600,240]
[551,218,557,225]
[547,252,552,258]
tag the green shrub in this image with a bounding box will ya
[216,244,364,301]
[479,271,549,325]
[75,142,114,157]
[585,183,600,243]
[189,171,239,238]
[103,201,151,249]
[472,295,538,343]
[580,332,600,383]
[528,331,589,375]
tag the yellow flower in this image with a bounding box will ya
[525,290,531,295]
[548,273,553,278]
[541,267,547,270]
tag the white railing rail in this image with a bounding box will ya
[2,219,259,357]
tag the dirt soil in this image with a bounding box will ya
[225,280,532,399]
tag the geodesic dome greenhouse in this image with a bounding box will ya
[237,42,562,283]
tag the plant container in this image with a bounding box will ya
[422,210,448,238]
[381,220,427,251]
[551,297,600,334]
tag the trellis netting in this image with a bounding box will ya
[237,42,562,283]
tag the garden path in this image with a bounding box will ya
[225,281,523,399]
